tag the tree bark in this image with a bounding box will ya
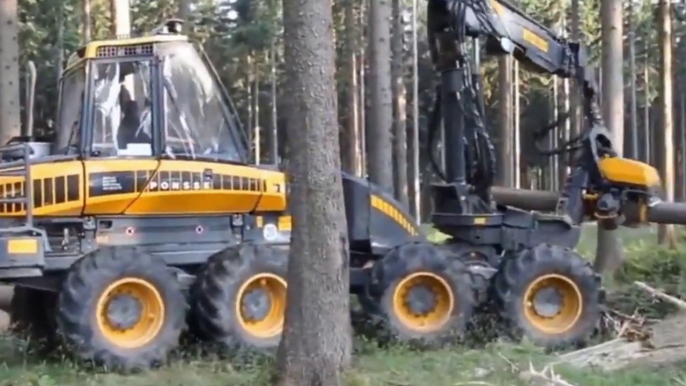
[496,56,513,187]
[0,0,21,145]
[628,1,639,160]
[513,61,521,188]
[595,0,624,275]
[569,0,581,140]
[110,0,130,36]
[82,0,92,43]
[657,0,677,247]
[276,0,352,383]
[269,45,279,165]
[391,0,408,206]
[357,0,367,176]
[341,0,361,176]
[368,0,394,193]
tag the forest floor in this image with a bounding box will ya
[1,225,685,386]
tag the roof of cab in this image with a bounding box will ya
[81,34,189,59]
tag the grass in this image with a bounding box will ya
[2,337,686,386]
[1,224,685,385]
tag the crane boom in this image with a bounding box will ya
[426,0,663,231]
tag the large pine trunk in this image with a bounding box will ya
[367,0,394,193]
[657,0,677,247]
[276,0,352,383]
[595,0,624,275]
[0,0,22,145]
[496,56,513,187]
[391,0,408,205]
[341,0,361,176]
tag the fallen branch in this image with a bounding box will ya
[634,281,686,310]
[520,363,577,386]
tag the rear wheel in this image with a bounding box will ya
[189,243,288,353]
[56,247,187,372]
[493,244,603,349]
[366,242,475,347]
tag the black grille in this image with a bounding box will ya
[96,43,154,58]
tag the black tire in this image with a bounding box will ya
[493,244,603,349]
[366,242,475,347]
[56,247,187,372]
[10,286,58,347]
[189,243,288,353]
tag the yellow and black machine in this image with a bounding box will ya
[1,19,427,371]
[0,2,685,372]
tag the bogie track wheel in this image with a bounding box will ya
[367,242,475,347]
[56,247,188,372]
[493,244,603,349]
[189,243,288,353]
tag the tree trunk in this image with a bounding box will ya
[496,56,513,187]
[569,0,581,139]
[110,0,130,36]
[513,61,521,188]
[357,0,367,176]
[341,0,361,176]
[644,37,651,164]
[57,2,65,84]
[595,0,624,275]
[0,0,21,146]
[367,0,394,193]
[82,0,92,43]
[269,45,279,165]
[276,0,352,383]
[657,0,677,247]
[628,1,639,160]
[391,0,408,206]
[253,59,261,164]
[408,0,420,219]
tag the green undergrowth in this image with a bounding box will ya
[2,334,685,386]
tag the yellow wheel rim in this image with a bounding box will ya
[523,274,583,335]
[235,273,287,339]
[392,272,454,332]
[95,278,165,349]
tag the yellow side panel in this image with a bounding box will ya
[119,160,287,215]
[598,157,661,188]
[84,159,161,214]
[0,161,84,217]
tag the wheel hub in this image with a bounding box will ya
[531,286,563,318]
[241,287,272,321]
[106,294,144,330]
[405,284,437,316]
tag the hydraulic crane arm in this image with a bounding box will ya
[426,0,668,229]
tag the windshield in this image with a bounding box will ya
[157,42,248,162]
[56,66,86,153]
[91,60,153,157]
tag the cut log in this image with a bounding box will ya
[550,312,686,371]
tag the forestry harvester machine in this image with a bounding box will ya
[0,1,680,375]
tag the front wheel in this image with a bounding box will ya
[56,247,188,372]
[493,244,603,349]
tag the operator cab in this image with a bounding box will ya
[50,19,248,163]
